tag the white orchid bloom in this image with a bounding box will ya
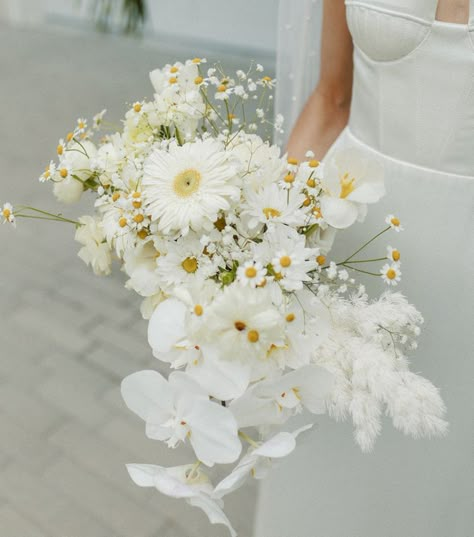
[213,425,313,499]
[230,365,333,428]
[148,297,251,399]
[121,370,241,466]
[320,148,385,228]
[127,463,236,537]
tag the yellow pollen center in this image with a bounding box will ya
[182,257,198,273]
[286,313,295,322]
[257,278,267,287]
[59,168,68,178]
[133,200,142,209]
[308,159,319,168]
[137,229,148,239]
[234,321,246,332]
[391,217,400,227]
[3,208,11,219]
[340,172,356,199]
[287,157,298,165]
[392,250,401,261]
[78,121,85,129]
[192,57,201,63]
[112,192,121,202]
[57,145,63,155]
[119,217,127,228]
[133,103,142,113]
[173,168,201,198]
[247,330,259,343]
[133,214,144,223]
[245,266,257,278]
[316,254,326,266]
[303,197,311,207]
[306,178,316,188]
[313,207,323,218]
[170,66,179,73]
[217,84,227,92]
[169,77,178,84]
[194,304,204,316]
[194,76,203,85]
[66,132,74,142]
[386,268,397,280]
[132,191,141,198]
[228,113,236,120]
[262,76,272,82]
[284,174,295,184]
[280,255,291,268]
[262,207,281,220]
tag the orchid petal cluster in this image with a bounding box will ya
[2,59,448,536]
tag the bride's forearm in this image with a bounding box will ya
[286,84,351,161]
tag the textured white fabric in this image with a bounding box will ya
[274,0,323,147]
[258,2,474,536]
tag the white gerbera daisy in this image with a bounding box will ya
[143,139,240,235]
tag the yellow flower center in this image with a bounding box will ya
[340,172,356,199]
[245,266,257,278]
[391,217,400,227]
[312,207,323,218]
[194,76,203,85]
[286,313,295,322]
[78,121,85,129]
[59,168,68,178]
[132,191,141,198]
[133,200,142,209]
[247,330,259,343]
[169,77,178,84]
[308,159,319,168]
[316,254,326,266]
[173,168,201,198]
[66,132,74,142]
[234,321,246,332]
[392,250,401,262]
[137,229,148,240]
[287,157,298,165]
[133,214,144,224]
[303,197,311,207]
[262,76,272,82]
[194,304,204,316]
[182,257,198,273]
[112,192,121,202]
[3,208,11,219]
[170,66,179,73]
[214,216,226,231]
[306,178,316,188]
[386,268,397,280]
[119,217,128,228]
[280,255,291,268]
[192,57,201,64]
[228,113,236,120]
[257,278,267,288]
[133,103,142,113]
[217,84,227,92]
[284,174,295,184]
[262,207,281,219]
[57,144,64,155]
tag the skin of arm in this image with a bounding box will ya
[286,0,353,161]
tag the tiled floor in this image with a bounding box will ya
[0,23,270,537]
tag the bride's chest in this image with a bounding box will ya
[345,0,474,61]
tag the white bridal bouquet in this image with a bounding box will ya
[2,59,447,535]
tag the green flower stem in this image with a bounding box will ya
[343,226,391,263]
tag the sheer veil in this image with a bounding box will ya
[274,0,323,148]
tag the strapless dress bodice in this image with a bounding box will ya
[345,0,474,177]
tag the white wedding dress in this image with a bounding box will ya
[255,1,474,536]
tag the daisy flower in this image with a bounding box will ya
[387,246,401,263]
[39,161,56,183]
[386,214,404,232]
[143,139,240,235]
[236,261,267,288]
[2,202,15,226]
[381,263,402,285]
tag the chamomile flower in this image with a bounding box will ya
[215,84,233,100]
[2,202,15,226]
[258,76,275,88]
[386,214,404,231]
[76,117,87,132]
[381,263,401,285]
[143,138,240,235]
[387,246,401,263]
[39,161,56,183]
[93,109,106,129]
[236,261,267,288]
